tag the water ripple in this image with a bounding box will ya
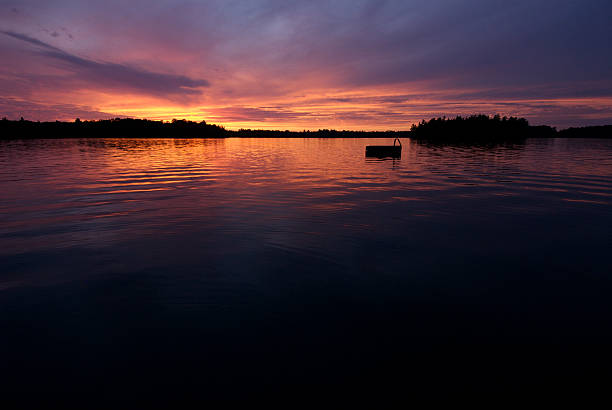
[1,138,611,260]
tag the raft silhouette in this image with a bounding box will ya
[365,138,402,158]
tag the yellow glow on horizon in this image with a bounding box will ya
[21,83,612,130]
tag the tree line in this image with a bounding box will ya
[1,115,609,139]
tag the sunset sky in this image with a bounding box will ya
[1,0,611,130]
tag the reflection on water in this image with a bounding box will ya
[1,137,612,395]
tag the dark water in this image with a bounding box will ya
[1,138,611,397]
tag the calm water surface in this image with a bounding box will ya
[1,138,611,395]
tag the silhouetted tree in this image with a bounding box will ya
[558,125,612,138]
[409,115,556,141]
[4,115,609,141]
[0,118,227,139]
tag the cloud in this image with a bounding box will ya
[0,30,209,98]
[1,1,611,128]
[208,106,306,122]
[0,96,122,121]
[0,30,63,52]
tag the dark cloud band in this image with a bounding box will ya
[0,30,209,97]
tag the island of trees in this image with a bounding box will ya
[1,115,610,140]
[409,114,556,140]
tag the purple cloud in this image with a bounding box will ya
[0,97,122,121]
[0,30,209,98]
[0,0,611,128]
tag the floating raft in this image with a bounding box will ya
[365,138,402,158]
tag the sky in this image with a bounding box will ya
[1,0,611,130]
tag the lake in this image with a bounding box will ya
[1,137,611,397]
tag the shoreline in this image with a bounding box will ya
[2,117,611,139]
